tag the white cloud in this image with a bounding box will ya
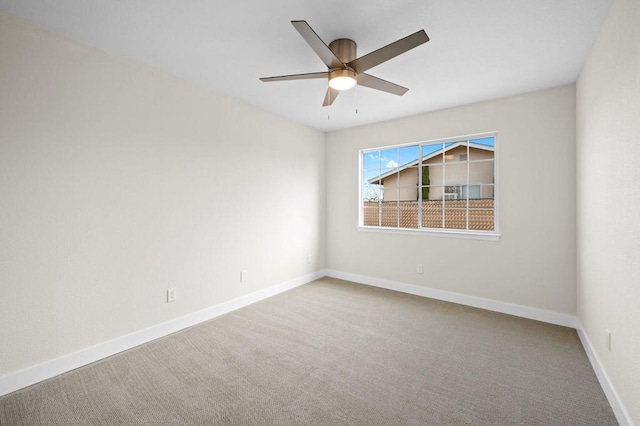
[386,160,399,168]
[367,153,377,160]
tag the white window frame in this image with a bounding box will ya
[358,132,500,241]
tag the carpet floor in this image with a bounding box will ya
[0,278,617,425]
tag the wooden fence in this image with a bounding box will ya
[363,199,494,231]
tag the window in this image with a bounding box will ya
[360,133,497,238]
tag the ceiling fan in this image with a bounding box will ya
[260,21,430,106]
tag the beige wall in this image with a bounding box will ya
[576,0,640,423]
[327,84,576,315]
[0,13,325,377]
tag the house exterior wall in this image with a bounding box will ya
[382,146,494,201]
[381,167,418,201]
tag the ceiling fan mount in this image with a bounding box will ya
[260,21,429,107]
[328,38,357,63]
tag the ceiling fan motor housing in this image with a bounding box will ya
[328,39,357,65]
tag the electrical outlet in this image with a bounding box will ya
[240,270,248,282]
[416,263,424,274]
[167,288,177,303]
[606,329,612,352]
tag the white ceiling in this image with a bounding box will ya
[0,0,613,132]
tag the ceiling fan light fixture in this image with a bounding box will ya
[328,69,357,91]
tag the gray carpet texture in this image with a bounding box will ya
[0,278,617,425]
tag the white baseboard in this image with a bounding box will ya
[576,322,632,426]
[0,270,324,398]
[324,269,577,328]
[3,269,631,426]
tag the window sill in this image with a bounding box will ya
[357,225,501,241]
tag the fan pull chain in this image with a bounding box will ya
[355,85,359,114]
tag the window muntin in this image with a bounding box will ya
[360,134,497,235]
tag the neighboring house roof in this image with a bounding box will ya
[368,142,495,185]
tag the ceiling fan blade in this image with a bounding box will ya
[357,73,408,96]
[322,87,340,107]
[260,72,328,82]
[292,20,343,69]
[347,30,429,74]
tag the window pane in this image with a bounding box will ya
[469,209,494,231]
[363,168,384,188]
[363,150,382,171]
[422,143,443,164]
[381,165,398,175]
[470,136,495,148]
[444,186,461,200]
[380,201,399,227]
[362,184,382,202]
[444,205,467,229]
[444,163,467,188]
[398,145,419,168]
[462,185,481,200]
[445,141,468,163]
[479,184,494,200]
[469,136,495,160]
[397,166,419,199]
[399,201,419,229]
[423,185,444,201]
[380,148,399,170]
[422,204,443,228]
[443,142,462,163]
[424,163,442,190]
[422,188,444,228]
[377,169,398,201]
[469,150,494,161]
[398,185,418,202]
[383,185,400,202]
[363,203,381,227]
[469,160,494,186]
